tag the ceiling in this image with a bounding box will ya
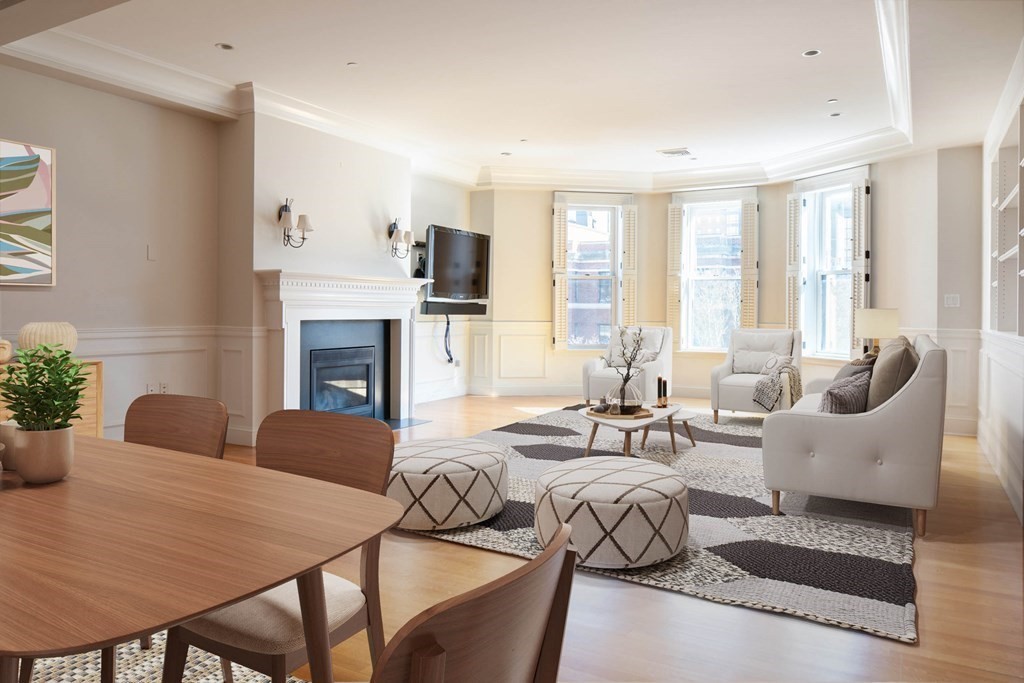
[3,0,1023,187]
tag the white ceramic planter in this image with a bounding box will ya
[17,322,78,353]
[0,339,12,363]
[15,426,74,484]
[0,420,19,471]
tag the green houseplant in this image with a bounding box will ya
[0,344,87,483]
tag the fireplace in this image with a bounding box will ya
[300,320,389,419]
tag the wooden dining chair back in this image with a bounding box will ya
[255,409,395,495]
[124,393,228,459]
[163,410,396,683]
[371,524,576,683]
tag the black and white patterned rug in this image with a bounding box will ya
[20,632,306,682]
[420,405,918,643]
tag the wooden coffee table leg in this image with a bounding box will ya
[640,426,650,448]
[684,420,697,447]
[297,569,333,683]
[666,416,678,454]
[623,430,632,457]
[584,423,598,457]
[0,658,17,683]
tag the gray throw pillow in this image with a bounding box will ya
[759,353,793,375]
[834,355,876,381]
[818,371,871,414]
[866,336,919,411]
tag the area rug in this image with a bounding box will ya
[419,405,918,643]
[21,632,306,682]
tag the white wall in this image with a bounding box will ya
[0,64,220,437]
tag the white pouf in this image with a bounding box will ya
[387,438,508,530]
[535,456,689,569]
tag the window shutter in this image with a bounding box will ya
[621,273,637,326]
[620,204,638,327]
[552,203,568,348]
[552,273,568,349]
[850,180,871,356]
[785,193,802,331]
[740,199,759,328]
[666,204,683,346]
[552,202,567,272]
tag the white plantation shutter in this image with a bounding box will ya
[621,204,638,326]
[785,193,803,331]
[552,273,568,349]
[666,204,683,347]
[850,180,871,356]
[740,199,759,328]
[552,203,568,348]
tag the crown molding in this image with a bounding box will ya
[875,0,913,140]
[0,4,916,192]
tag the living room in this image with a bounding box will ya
[0,0,1022,681]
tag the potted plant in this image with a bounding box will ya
[0,344,87,484]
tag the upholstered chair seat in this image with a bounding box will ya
[710,329,801,422]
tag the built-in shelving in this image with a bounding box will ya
[999,183,1020,211]
[999,244,1020,262]
[988,113,1023,333]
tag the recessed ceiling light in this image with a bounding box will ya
[519,138,528,143]
[829,112,842,117]
[346,61,358,67]
[214,43,234,50]
[802,49,821,57]
[826,98,839,104]
[657,147,691,158]
[500,152,512,156]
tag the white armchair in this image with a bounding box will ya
[762,335,947,536]
[582,327,673,405]
[711,329,801,423]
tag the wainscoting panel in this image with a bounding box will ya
[978,331,1024,523]
[217,326,265,446]
[413,318,469,404]
[499,334,547,379]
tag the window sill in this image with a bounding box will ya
[801,355,848,366]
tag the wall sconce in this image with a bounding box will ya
[278,198,314,248]
[388,218,414,258]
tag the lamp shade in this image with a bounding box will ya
[855,308,899,339]
[296,214,314,233]
[278,205,295,230]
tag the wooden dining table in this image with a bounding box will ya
[0,435,403,683]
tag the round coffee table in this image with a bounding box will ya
[578,404,698,457]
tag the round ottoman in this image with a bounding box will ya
[387,438,508,530]
[534,456,689,568]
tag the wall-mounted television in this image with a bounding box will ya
[425,225,490,303]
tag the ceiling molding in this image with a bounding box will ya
[984,38,1024,157]
[874,0,913,140]
[0,0,129,46]
[0,28,240,119]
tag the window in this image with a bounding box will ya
[552,193,637,350]
[787,167,870,359]
[667,188,758,352]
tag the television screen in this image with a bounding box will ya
[426,225,490,302]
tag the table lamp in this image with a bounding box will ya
[854,308,900,356]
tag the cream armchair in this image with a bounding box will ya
[711,329,801,423]
[582,327,673,405]
[762,335,947,536]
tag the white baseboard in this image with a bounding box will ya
[468,383,581,397]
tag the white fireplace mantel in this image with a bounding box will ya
[256,270,431,420]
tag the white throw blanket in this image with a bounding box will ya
[753,362,803,412]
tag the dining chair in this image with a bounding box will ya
[371,523,576,683]
[161,409,395,683]
[17,393,229,683]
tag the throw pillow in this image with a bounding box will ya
[866,336,919,411]
[818,371,871,414]
[759,354,793,375]
[834,355,876,381]
[734,350,776,374]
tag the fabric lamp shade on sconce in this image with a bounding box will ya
[278,198,313,248]
[854,308,899,355]
[388,218,413,258]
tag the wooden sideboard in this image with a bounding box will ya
[0,360,104,438]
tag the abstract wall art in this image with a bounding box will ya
[0,138,56,286]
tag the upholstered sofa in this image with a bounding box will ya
[582,327,672,405]
[762,335,947,536]
[710,329,802,423]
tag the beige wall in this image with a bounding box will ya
[871,151,940,330]
[251,114,411,279]
[757,182,791,327]
[412,175,471,239]
[0,64,219,331]
[937,146,983,330]
[636,193,669,323]
[216,113,256,328]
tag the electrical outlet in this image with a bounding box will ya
[944,294,960,308]
[159,382,169,394]
[146,384,158,395]
[453,359,461,367]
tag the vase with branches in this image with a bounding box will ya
[605,327,647,415]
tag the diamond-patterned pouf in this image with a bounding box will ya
[535,456,689,569]
[387,438,508,530]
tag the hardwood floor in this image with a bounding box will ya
[224,396,1024,682]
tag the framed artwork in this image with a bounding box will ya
[0,138,56,286]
